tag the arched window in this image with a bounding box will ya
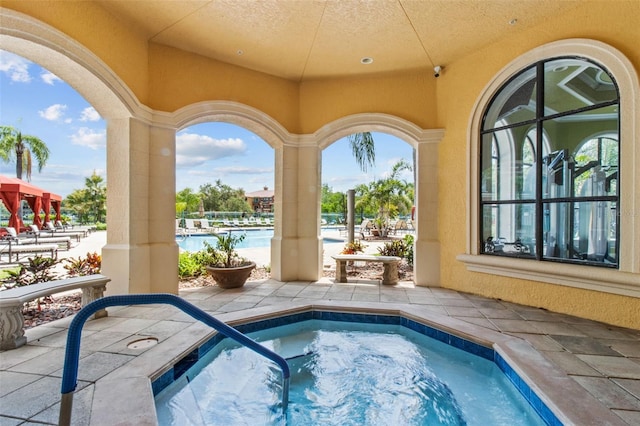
[479,57,619,268]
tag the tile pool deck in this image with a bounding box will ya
[0,232,639,424]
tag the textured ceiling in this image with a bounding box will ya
[96,0,580,82]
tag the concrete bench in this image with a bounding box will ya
[0,274,110,350]
[0,242,58,263]
[331,254,402,285]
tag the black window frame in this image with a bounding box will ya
[479,56,620,268]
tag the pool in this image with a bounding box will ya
[177,229,344,251]
[153,312,554,425]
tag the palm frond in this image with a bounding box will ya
[348,132,375,173]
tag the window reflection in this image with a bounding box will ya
[480,57,619,267]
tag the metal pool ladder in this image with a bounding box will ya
[58,293,290,426]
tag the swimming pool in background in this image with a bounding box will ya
[154,319,547,425]
[177,229,344,252]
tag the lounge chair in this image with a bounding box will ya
[2,226,69,249]
[203,219,218,233]
[184,219,199,234]
[24,225,72,250]
[192,219,208,232]
[0,240,58,262]
[42,222,87,239]
[392,220,408,235]
[359,219,372,234]
[54,220,94,234]
[176,219,186,236]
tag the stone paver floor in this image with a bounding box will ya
[0,277,638,424]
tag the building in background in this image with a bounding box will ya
[245,187,274,213]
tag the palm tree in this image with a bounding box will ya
[0,125,50,181]
[347,132,376,173]
[84,172,106,223]
[355,160,413,232]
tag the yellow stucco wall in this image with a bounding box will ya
[147,43,302,132]
[436,1,640,329]
[299,71,438,133]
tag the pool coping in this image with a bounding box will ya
[88,300,624,425]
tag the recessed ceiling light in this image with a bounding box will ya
[237,49,244,56]
[509,18,518,25]
[361,57,373,65]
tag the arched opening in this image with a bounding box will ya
[171,101,290,281]
[0,9,151,296]
[321,132,415,281]
[174,121,275,272]
[315,114,444,286]
[0,50,107,226]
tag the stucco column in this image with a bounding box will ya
[414,139,440,286]
[297,143,323,280]
[101,118,179,295]
[148,125,180,293]
[271,142,322,281]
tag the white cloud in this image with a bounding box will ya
[38,104,67,121]
[70,127,106,150]
[215,166,272,174]
[41,71,62,85]
[79,107,101,122]
[176,132,246,167]
[0,50,31,82]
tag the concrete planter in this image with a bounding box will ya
[205,261,256,289]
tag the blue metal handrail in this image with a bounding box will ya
[58,293,290,425]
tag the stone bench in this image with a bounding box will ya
[331,254,402,285]
[0,274,110,350]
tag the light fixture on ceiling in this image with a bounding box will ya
[509,18,518,25]
[361,57,374,65]
[237,49,244,56]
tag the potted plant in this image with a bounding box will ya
[371,216,389,238]
[203,232,255,288]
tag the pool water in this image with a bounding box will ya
[177,229,343,251]
[155,320,545,425]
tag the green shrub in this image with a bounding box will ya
[178,252,203,279]
[377,235,414,265]
[403,234,414,266]
[1,256,59,289]
[178,248,227,279]
[64,252,101,277]
[377,239,407,258]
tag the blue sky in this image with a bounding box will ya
[0,50,414,198]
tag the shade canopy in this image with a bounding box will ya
[0,175,62,230]
[43,191,63,225]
